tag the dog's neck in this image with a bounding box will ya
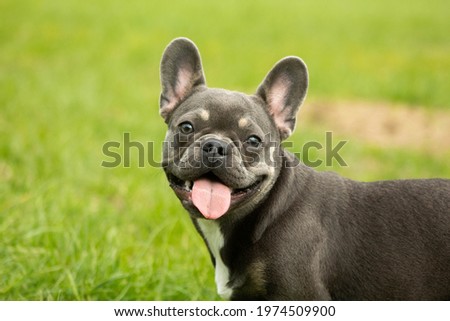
[195,150,315,299]
[216,149,309,241]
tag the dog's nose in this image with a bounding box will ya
[202,139,229,163]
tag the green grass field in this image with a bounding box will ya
[1,0,449,300]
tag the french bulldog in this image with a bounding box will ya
[159,37,450,300]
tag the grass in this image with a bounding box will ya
[0,0,449,300]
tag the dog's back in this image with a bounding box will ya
[327,178,450,300]
[260,159,450,300]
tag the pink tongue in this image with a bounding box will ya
[192,178,232,219]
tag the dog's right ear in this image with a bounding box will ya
[159,38,206,123]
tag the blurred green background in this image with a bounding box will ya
[1,0,449,300]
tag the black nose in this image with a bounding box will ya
[202,139,229,164]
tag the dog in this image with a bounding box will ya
[159,37,450,300]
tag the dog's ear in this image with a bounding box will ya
[256,57,308,140]
[160,38,206,123]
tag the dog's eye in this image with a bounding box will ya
[179,122,194,134]
[245,135,262,148]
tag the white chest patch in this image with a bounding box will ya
[197,219,233,300]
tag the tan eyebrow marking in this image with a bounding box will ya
[199,109,209,121]
[238,118,249,128]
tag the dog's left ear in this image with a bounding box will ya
[256,57,308,140]
[160,38,206,123]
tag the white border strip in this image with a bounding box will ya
[1,301,449,321]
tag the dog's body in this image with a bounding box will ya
[196,163,450,300]
[159,38,450,300]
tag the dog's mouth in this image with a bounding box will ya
[167,172,263,220]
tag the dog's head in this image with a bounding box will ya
[160,38,308,220]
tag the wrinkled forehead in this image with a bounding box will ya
[171,88,274,131]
